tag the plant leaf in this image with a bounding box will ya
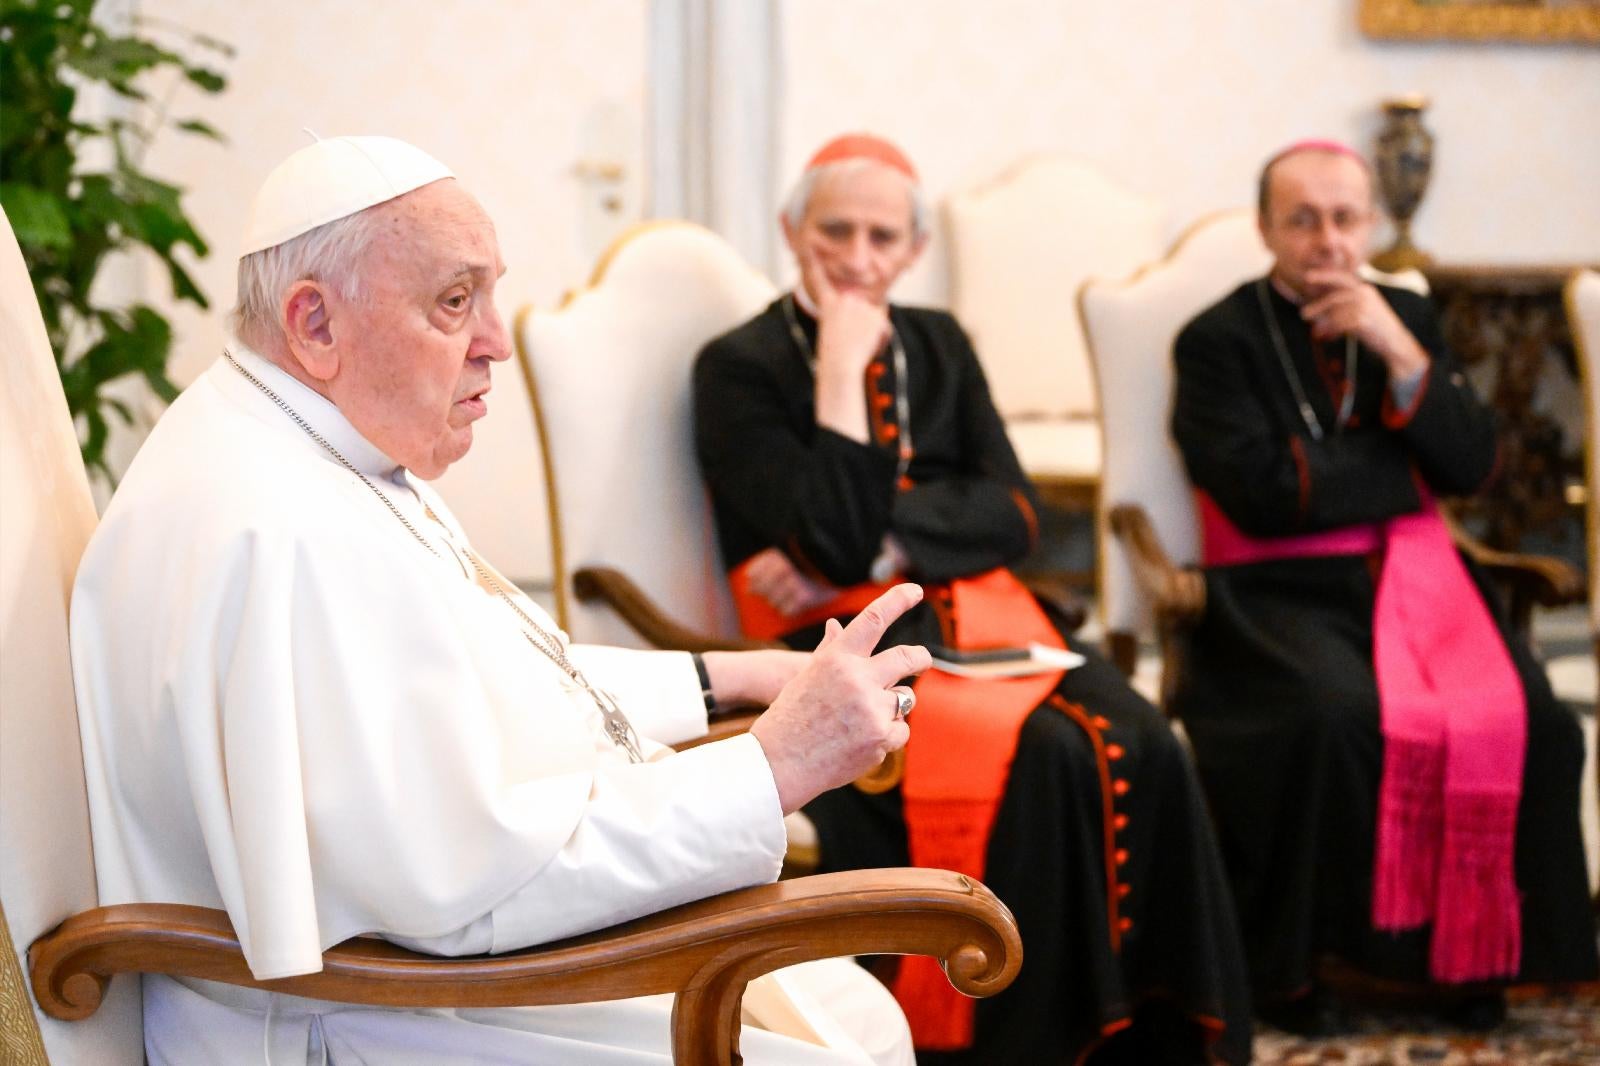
[183,66,226,93]
[174,118,225,142]
[0,183,73,248]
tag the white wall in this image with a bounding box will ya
[778,0,1600,306]
[115,0,1598,586]
[125,0,649,583]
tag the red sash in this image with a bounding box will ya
[1199,489,1524,981]
[730,562,1067,1047]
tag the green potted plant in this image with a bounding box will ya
[1,0,229,481]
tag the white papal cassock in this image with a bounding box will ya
[70,346,913,1065]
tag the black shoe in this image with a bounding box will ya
[1440,991,1507,1032]
[1258,985,1346,1038]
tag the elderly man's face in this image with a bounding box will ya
[784,163,924,307]
[323,180,510,478]
[1258,151,1376,300]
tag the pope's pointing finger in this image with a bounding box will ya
[831,584,923,657]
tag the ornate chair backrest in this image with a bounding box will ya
[1565,269,1600,634]
[946,155,1164,422]
[519,221,776,648]
[1080,208,1426,641]
[0,210,143,1062]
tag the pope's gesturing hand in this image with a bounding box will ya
[749,583,929,814]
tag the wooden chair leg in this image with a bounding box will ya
[1107,631,1138,678]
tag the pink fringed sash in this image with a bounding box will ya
[1199,490,1525,982]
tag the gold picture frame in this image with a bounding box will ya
[1359,0,1600,43]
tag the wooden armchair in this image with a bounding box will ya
[0,209,1020,1065]
[517,220,906,794]
[1079,210,1581,699]
[1562,267,1600,905]
[945,157,1164,545]
[1567,269,1600,663]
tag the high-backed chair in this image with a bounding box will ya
[518,219,904,798]
[1562,267,1600,905]
[1078,210,1267,679]
[945,156,1164,520]
[1080,208,1580,697]
[0,209,1019,1064]
[0,208,143,1065]
[522,220,774,652]
[1567,270,1600,660]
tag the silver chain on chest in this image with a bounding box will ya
[1256,278,1358,442]
[225,352,644,762]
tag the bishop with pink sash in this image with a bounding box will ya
[1169,142,1597,1027]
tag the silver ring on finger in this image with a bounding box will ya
[891,686,915,721]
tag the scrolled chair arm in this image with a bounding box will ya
[572,566,780,654]
[30,868,1020,1066]
[1107,503,1206,627]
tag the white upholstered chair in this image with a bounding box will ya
[1566,270,1600,655]
[1078,208,1566,696]
[0,211,143,1065]
[946,156,1164,516]
[1078,209,1270,679]
[519,220,774,652]
[516,220,904,799]
[1562,268,1600,902]
[0,209,1015,1064]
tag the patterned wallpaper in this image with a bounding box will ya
[778,0,1600,306]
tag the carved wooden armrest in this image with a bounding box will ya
[31,868,1019,1066]
[1448,527,1583,607]
[1107,504,1206,628]
[573,566,782,654]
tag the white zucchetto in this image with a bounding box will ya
[239,135,454,256]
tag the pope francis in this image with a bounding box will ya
[69,136,923,1064]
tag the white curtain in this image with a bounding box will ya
[649,0,783,277]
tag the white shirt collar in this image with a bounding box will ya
[222,343,404,482]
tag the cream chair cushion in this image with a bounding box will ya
[1567,270,1600,631]
[947,156,1164,426]
[1004,418,1102,482]
[520,221,776,648]
[1081,207,1429,639]
[0,210,142,1062]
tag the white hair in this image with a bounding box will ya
[230,206,386,351]
[782,158,928,240]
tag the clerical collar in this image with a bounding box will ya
[790,284,821,320]
[222,345,404,483]
[1268,273,1305,306]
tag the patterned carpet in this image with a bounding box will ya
[1253,985,1600,1065]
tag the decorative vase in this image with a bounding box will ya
[1373,95,1435,271]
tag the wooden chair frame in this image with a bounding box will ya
[29,869,1019,1065]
